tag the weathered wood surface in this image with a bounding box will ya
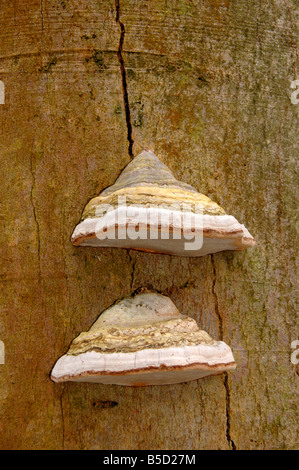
[0,0,298,450]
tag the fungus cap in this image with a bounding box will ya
[51,292,236,386]
[71,150,255,257]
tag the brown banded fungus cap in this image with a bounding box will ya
[51,292,236,386]
[71,150,255,256]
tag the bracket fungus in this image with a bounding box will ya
[71,150,255,256]
[51,292,236,386]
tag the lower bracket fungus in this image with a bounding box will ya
[71,150,255,256]
[51,292,236,386]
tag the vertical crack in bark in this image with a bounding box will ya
[223,371,236,450]
[40,0,45,52]
[40,0,46,70]
[211,255,223,339]
[114,0,134,159]
[30,153,41,283]
[211,254,236,450]
[41,0,44,32]
[127,250,136,291]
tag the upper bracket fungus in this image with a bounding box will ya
[51,292,236,386]
[71,150,255,256]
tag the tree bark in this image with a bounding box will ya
[0,0,298,450]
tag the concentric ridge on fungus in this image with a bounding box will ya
[51,292,237,386]
[71,150,255,256]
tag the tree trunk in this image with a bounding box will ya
[0,0,298,450]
